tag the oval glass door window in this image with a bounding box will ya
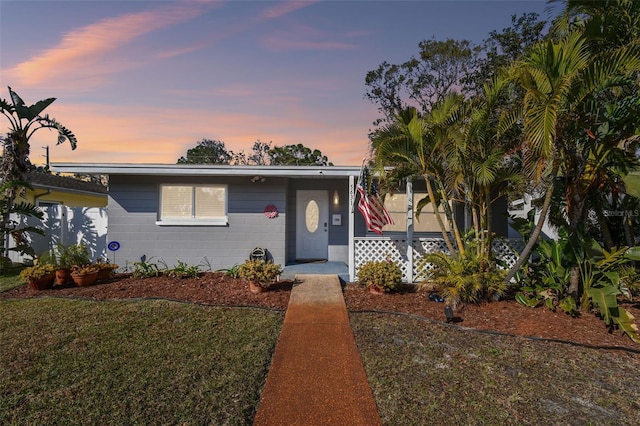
[305,200,319,233]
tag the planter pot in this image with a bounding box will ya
[368,285,385,295]
[28,274,55,290]
[97,268,114,281]
[249,281,267,294]
[71,272,99,287]
[55,268,72,285]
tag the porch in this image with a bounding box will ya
[281,237,523,284]
[281,261,350,283]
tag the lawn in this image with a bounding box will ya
[0,266,24,293]
[0,298,283,425]
[351,313,640,425]
[3,271,640,425]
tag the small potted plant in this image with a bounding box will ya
[238,259,282,293]
[20,264,56,290]
[70,264,100,287]
[357,259,402,294]
[95,260,119,281]
[40,243,92,285]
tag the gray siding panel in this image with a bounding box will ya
[108,175,286,271]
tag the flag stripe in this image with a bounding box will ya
[357,169,394,235]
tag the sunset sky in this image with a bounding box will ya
[1,0,556,167]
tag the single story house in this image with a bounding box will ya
[8,171,108,263]
[23,170,107,208]
[51,163,514,282]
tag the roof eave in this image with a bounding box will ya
[51,163,363,178]
[30,183,107,197]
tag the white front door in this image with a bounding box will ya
[296,190,329,260]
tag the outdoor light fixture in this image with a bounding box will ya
[333,190,339,206]
[251,176,265,183]
[444,306,454,323]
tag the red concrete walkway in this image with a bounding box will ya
[254,275,381,426]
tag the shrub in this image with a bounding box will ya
[419,252,507,308]
[358,260,402,292]
[131,258,161,279]
[19,264,55,282]
[40,243,91,269]
[166,260,200,279]
[71,264,100,275]
[218,264,241,279]
[238,260,282,287]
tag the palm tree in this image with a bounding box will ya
[505,27,640,282]
[442,75,522,260]
[0,87,77,260]
[369,99,464,256]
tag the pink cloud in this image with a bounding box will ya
[33,100,372,167]
[5,1,216,87]
[260,0,319,19]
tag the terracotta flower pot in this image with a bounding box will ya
[28,274,55,290]
[97,268,114,281]
[368,285,385,295]
[55,268,72,285]
[249,281,267,294]
[71,272,99,287]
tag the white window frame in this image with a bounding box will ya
[383,192,448,233]
[156,184,228,226]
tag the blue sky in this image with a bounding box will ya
[1,0,557,166]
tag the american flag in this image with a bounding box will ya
[357,166,394,235]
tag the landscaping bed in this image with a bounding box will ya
[2,272,639,350]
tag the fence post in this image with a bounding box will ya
[405,180,414,283]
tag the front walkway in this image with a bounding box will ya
[253,274,380,425]
[281,261,350,283]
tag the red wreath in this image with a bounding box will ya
[264,204,278,218]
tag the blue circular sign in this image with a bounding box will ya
[108,241,121,251]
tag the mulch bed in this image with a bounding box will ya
[2,272,639,352]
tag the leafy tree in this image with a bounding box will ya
[464,13,547,96]
[177,139,233,164]
[443,75,523,260]
[267,143,333,166]
[245,140,273,165]
[365,39,474,124]
[370,101,463,255]
[505,24,640,282]
[0,87,77,263]
[365,14,547,124]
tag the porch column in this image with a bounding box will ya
[406,180,414,283]
[348,175,355,282]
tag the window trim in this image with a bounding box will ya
[382,192,449,233]
[156,183,228,226]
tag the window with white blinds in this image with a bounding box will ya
[382,193,448,233]
[158,184,227,225]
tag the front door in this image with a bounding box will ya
[296,190,328,260]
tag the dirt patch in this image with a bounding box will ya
[2,273,638,351]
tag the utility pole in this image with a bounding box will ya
[42,146,49,168]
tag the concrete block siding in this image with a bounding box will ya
[108,175,286,271]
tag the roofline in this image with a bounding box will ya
[30,183,106,197]
[51,163,363,177]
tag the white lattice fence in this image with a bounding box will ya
[412,238,450,280]
[492,238,525,269]
[355,236,526,283]
[354,238,410,281]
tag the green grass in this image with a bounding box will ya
[0,266,25,292]
[351,313,640,425]
[5,277,640,425]
[1,299,283,425]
